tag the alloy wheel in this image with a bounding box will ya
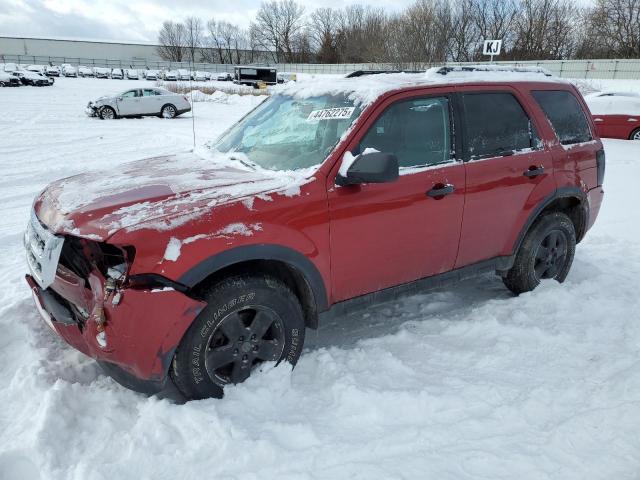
[162,106,176,118]
[533,229,568,280]
[205,306,285,385]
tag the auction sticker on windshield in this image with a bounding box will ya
[307,107,355,122]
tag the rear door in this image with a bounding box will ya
[455,87,556,268]
[328,90,466,302]
[141,88,163,114]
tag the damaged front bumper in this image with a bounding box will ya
[85,102,99,117]
[24,210,206,392]
[26,272,206,393]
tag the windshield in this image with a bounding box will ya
[214,94,360,171]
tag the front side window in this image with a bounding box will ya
[359,96,453,169]
[215,94,360,171]
[121,90,138,98]
[462,92,540,159]
[532,90,592,145]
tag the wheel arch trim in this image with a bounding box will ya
[513,187,588,255]
[177,244,329,312]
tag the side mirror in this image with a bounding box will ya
[336,151,399,186]
[117,96,123,101]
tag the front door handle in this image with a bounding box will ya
[427,184,455,198]
[523,166,545,178]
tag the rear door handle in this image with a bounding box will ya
[523,166,545,178]
[427,184,455,198]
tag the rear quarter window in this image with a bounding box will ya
[532,90,592,145]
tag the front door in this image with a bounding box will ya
[328,91,465,303]
[116,89,141,116]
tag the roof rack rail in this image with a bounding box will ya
[435,65,553,77]
[346,69,423,78]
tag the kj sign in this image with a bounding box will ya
[483,39,502,60]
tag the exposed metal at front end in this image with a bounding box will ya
[25,208,64,289]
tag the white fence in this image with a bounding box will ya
[2,54,640,79]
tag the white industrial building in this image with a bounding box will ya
[1,35,164,64]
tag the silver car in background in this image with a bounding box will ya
[86,87,191,119]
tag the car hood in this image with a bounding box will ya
[34,151,312,242]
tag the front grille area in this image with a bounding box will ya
[25,209,64,289]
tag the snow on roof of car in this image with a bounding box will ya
[276,65,567,107]
[585,92,640,116]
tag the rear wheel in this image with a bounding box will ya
[161,104,177,118]
[502,212,576,295]
[630,128,640,141]
[171,275,305,400]
[99,106,116,120]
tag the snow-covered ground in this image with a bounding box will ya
[1,77,640,479]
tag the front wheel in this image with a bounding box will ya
[502,212,576,295]
[171,275,306,400]
[99,106,116,120]
[161,104,177,118]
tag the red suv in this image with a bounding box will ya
[25,67,605,399]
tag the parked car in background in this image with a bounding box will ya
[2,63,20,74]
[86,87,191,119]
[93,67,111,79]
[2,65,52,86]
[18,69,54,86]
[26,65,47,75]
[126,69,139,80]
[164,70,178,81]
[111,68,124,79]
[0,70,21,87]
[205,71,213,81]
[46,65,61,77]
[585,91,640,140]
[177,69,191,81]
[27,66,604,400]
[216,72,232,81]
[61,64,78,77]
[144,69,159,80]
[78,66,94,77]
[194,71,208,81]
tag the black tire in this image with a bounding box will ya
[99,106,116,120]
[629,128,640,141]
[161,104,177,118]
[502,212,576,295]
[171,275,305,400]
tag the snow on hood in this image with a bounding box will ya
[275,65,566,108]
[35,148,315,241]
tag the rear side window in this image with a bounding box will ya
[462,92,539,159]
[532,90,592,145]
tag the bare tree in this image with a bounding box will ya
[184,16,203,63]
[310,8,340,63]
[449,0,479,61]
[582,0,640,58]
[254,0,306,62]
[386,0,451,68]
[471,0,518,58]
[157,21,185,62]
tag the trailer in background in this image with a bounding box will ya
[233,66,277,88]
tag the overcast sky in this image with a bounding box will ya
[0,0,417,43]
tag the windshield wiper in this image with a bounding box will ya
[230,155,257,171]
